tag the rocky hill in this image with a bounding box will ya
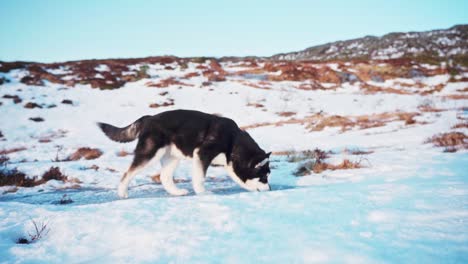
[271,24,468,62]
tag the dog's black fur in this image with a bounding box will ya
[98,109,271,196]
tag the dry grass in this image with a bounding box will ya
[443,94,468,100]
[288,149,365,176]
[246,102,264,108]
[149,99,175,108]
[146,78,194,88]
[68,147,103,161]
[452,122,468,129]
[237,80,271,90]
[277,111,296,117]
[16,219,50,244]
[361,83,412,95]
[0,166,80,187]
[241,111,420,132]
[34,129,68,143]
[425,132,467,152]
[294,158,364,176]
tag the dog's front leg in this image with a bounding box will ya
[192,149,207,194]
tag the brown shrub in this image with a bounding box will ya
[0,166,79,187]
[68,147,103,161]
[0,168,33,187]
[425,132,467,152]
[24,102,42,109]
[452,122,468,129]
[40,167,68,183]
[2,94,22,104]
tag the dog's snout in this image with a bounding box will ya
[257,184,271,192]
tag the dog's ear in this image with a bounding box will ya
[255,155,270,169]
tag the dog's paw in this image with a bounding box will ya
[193,186,206,195]
[117,184,128,199]
[169,188,189,196]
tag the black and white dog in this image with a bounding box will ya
[98,110,271,198]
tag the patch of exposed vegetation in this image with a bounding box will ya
[425,132,467,152]
[149,99,175,108]
[452,122,468,129]
[68,147,103,161]
[290,148,365,176]
[0,166,79,187]
[2,94,22,104]
[24,102,42,109]
[16,219,50,244]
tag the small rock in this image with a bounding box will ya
[24,102,42,109]
[29,117,45,122]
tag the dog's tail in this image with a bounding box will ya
[97,116,150,143]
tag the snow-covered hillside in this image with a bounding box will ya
[272,24,468,61]
[0,57,467,263]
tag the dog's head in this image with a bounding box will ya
[229,132,272,192]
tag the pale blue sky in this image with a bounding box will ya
[0,0,467,62]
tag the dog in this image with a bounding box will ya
[98,109,271,198]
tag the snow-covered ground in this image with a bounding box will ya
[0,61,467,263]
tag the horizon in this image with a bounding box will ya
[1,0,467,63]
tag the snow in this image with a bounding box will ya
[95,64,110,72]
[0,63,468,263]
[45,66,72,75]
[94,73,104,79]
[436,36,457,46]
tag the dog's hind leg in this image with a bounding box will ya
[118,136,164,198]
[118,162,147,199]
[160,154,189,196]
